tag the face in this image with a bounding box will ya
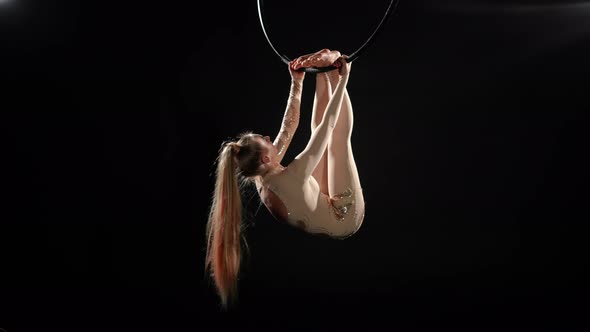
[252,134,277,164]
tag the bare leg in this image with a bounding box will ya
[310,72,332,195]
[326,70,365,233]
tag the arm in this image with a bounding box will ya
[273,62,305,164]
[292,57,350,178]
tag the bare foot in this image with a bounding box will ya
[292,50,326,70]
[293,49,341,69]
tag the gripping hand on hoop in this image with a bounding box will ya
[334,55,351,78]
[288,59,305,82]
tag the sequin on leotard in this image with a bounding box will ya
[328,188,355,222]
[276,129,291,157]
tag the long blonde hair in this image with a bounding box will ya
[204,133,263,310]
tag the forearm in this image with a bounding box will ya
[284,79,302,127]
[275,79,303,157]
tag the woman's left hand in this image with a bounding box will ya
[289,60,305,82]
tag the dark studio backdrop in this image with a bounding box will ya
[1,0,588,331]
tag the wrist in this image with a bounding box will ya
[288,91,302,100]
[291,78,303,86]
[291,81,303,94]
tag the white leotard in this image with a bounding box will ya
[261,154,363,240]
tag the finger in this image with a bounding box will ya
[341,58,348,68]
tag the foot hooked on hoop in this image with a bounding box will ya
[292,49,342,70]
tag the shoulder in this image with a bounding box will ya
[283,160,307,181]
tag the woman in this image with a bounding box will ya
[205,49,365,309]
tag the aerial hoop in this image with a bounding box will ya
[257,0,401,73]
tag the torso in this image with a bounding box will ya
[255,169,290,223]
[255,165,327,228]
[255,164,360,239]
[256,183,290,222]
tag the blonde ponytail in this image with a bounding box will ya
[204,142,247,310]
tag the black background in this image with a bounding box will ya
[1,0,589,331]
